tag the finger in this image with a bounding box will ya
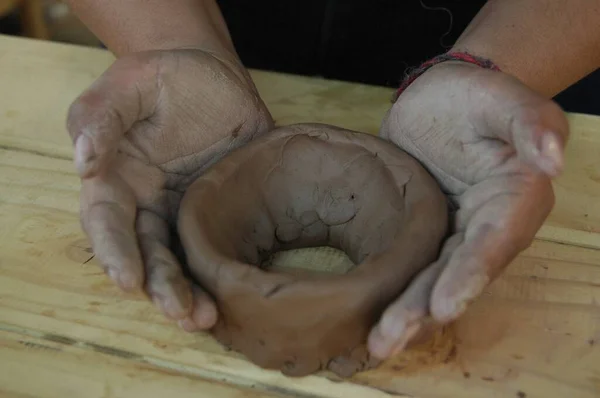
[81,172,144,291]
[190,284,218,330]
[137,209,194,322]
[367,234,462,359]
[476,73,570,177]
[327,355,363,378]
[66,55,160,178]
[137,210,218,331]
[455,174,524,230]
[507,108,567,177]
[430,177,553,323]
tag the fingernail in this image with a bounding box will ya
[538,133,563,175]
[107,267,120,284]
[366,325,388,360]
[118,269,139,291]
[450,299,467,319]
[193,304,218,330]
[178,318,198,332]
[390,323,421,356]
[380,318,406,341]
[74,134,95,176]
[161,297,188,320]
[433,297,467,323]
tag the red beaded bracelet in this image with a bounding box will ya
[393,51,501,101]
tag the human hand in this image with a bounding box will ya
[368,62,569,358]
[67,49,273,331]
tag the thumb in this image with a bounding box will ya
[475,71,570,177]
[66,54,160,178]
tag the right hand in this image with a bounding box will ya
[67,49,273,331]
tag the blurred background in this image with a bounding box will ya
[1,0,598,115]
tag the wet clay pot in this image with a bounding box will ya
[178,123,448,377]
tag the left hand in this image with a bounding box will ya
[368,61,570,359]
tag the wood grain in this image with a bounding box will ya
[0,34,599,397]
[0,329,280,398]
[538,114,600,249]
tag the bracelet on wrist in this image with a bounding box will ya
[393,51,501,102]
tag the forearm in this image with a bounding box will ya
[453,0,600,97]
[65,0,236,57]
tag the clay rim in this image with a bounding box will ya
[177,123,447,286]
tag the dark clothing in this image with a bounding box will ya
[217,0,600,115]
[217,0,485,87]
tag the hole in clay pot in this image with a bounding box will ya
[261,246,355,276]
[177,126,449,378]
[187,133,406,280]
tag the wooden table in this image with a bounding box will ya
[1,34,599,398]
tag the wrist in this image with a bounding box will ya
[394,51,500,101]
[67,0,237,59]
[451,0,600,97]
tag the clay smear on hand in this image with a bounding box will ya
[178,123,448,377]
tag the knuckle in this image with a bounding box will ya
[119,52,155,71]
[141,243,182,283]
[67,54,156,139]
[541,100,570,141]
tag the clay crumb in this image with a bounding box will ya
[517,391,527,398]
[443,345,457,363]
[41,309,56,317]
[512,354,524,360]
[481,376,495,382]
[588,339,595,346]
[463,372,470,378]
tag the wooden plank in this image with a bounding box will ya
[0,328,281,398]
[1,34,598,248]
[0,146,598,397]
[538,113,600,249]
[0,153,390,398]
[0,34,599,397]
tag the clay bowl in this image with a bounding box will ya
[178,123,448,377]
